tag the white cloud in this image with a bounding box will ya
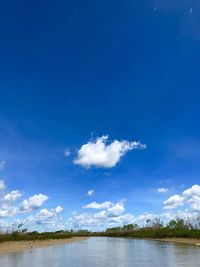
[93,210,108,219]
[83,201,113,209]
[107,213,134,225]
[68,200,128,230]
[0,181,50,218]
[87,189,95,196]
[163,185,200,211]
[2,180,200,232]
[0,161,6,171]
[107,200,125,217]
[182,185,200,197]
[163,194,185,209]
[4,190,22,202]
[22,206,64,230]
[4,208,198,233]
[64,148,71,157]
[0,180,5,191]
[0,181,64,230]
[94,201,125,219]
[36,206,63,222]
[157,187,169,193]
[55,206,63,213]
[188,196,200,211]
[74,135,146,168]
[0,207,18,218]
[20,194,49,212]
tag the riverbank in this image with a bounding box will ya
[0,236,88,255]
[151,237,200,246]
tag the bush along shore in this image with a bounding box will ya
[1,217,200,243]
[101,217,200,239]
[0,226,91,243]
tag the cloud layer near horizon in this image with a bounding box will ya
[1,180,200,231]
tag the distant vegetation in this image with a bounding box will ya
[1,217,200,242]
[0,224,91,243]
[103,217,200,239]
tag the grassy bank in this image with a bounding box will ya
[0,231,91,243]
[100,217,200,240]
[101,228,200,239]
[1,217,200,243]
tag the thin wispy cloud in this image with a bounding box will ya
[64,148,71,157]
[157,188,169,193]
[0,180,5,191]
[0,161,6,171]
[87,189,95,196]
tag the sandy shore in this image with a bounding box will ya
[152,238,200,246]
[0,237,88,255]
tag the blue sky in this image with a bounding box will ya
[0,0,200,231]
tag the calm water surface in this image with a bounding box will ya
[0,237,200,267]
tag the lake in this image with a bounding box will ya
[0,237,200,267]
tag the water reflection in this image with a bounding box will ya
[0,237,199,267]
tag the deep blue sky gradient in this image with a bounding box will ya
[0,0,200,222]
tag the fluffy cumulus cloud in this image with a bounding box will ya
[32,206,64,225]
[3,190,22,202]
[70,201,193,231]
[157,187,169,193]
[182,185,200,197]
[164,194,185,209]
[94,201,125,219]
[164,185,200,211]
[74,135,146,168]
[0,185,50,219]
[20,194,49,212]
[0,207,18,218]
[68,200,129,230]
[83,201,113,209]
[87,189,94,196]
[10,206,65,232]
[107,201,125,216]
[0,180,65,231]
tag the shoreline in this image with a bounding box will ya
[0,236,88,255]
[150,237,200,246]
[116,236,200,246]
[1,236,200,255]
